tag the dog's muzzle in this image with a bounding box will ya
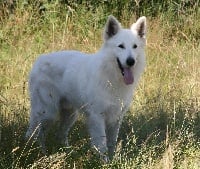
[116,57,134,85]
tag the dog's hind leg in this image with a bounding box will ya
[57,97,78,147]
[26,84,58,154]
[26,105,57,154]
[26,102,48,153]
[26,95,43,141]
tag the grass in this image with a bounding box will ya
[0,1,200,168]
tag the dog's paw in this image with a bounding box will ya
[100,154,110,164]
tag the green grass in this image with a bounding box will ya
[0,1,200,168]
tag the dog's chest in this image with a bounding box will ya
[98,83,134,111]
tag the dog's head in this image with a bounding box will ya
[102,15,146,85]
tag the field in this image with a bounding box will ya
[0,1,200,168]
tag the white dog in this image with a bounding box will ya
[26,15,147,161]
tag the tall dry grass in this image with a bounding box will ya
[0,1,200,168]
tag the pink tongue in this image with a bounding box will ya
[123,68,134,85]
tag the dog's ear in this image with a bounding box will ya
[104,15,121,40]
[131,16,146,38]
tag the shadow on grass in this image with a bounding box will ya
[119,98,200,161]
[0,98,199,168]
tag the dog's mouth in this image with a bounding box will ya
[117,58,134,85]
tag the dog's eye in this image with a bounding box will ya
[118,44,125,49]
[133,44,137,49]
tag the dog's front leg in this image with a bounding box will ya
[106,119,121,160]
[86,112,108,161]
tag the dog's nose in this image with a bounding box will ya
[126,57,135,67]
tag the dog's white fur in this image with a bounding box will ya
[26,15,147,160]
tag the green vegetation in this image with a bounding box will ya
[0,1,200,168]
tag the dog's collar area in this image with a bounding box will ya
[117,57,124,76]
